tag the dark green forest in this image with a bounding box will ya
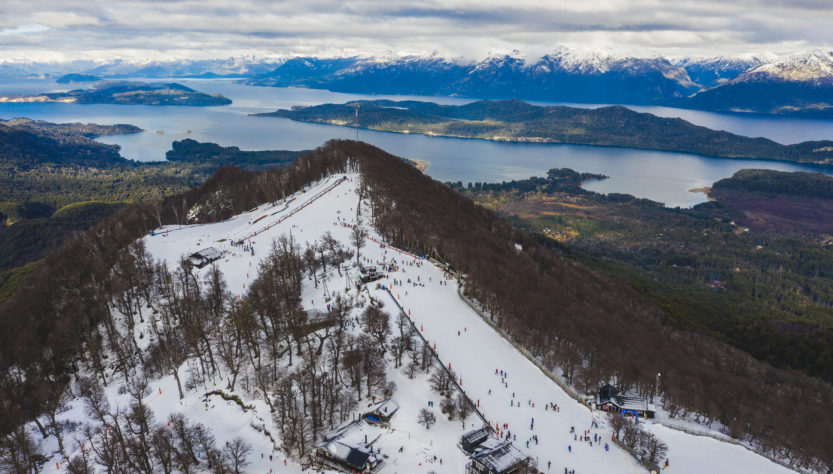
[455,168,833,383]
[4,81,232,106]
[712,168,833,198]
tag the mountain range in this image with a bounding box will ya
[3,48,833,116]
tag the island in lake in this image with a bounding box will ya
[0,81,232,106]
[255,99,833,165]
[55,73,102,84]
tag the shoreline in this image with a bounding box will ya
[410,159,429,172]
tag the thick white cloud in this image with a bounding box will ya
[0,0,831,61]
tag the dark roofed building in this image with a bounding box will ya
[359,265,382,283]
[466,439,532,474]
[364,399,399,424]
[460,427,490,454]
[187,247,223,268]
[599,383,618,402]
[313,419,383,473]
[596,384,655,418]
[314,440,377,473]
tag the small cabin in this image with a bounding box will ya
[359,265,382,283]
[314,440,379,473]
[460,427,490,454]
[364,399,399,424]
[465,439,532,474]
[313,419,383,473]
[596,384,655,419]
[187,247,223,268]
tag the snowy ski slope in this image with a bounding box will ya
[44,172,796,473]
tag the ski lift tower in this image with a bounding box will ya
[354,104,359,141]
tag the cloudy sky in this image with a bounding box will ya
[1,0,831,62]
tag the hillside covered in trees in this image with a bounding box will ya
[0,141,830,472]
[0,120,302,305]
[455,168,833,382]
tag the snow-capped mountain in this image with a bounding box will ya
[80,57,285,78]
[683,50,833,116]
[674,55,770,89]
[5,47,833,115]
[247,48,699,105]
[736,49,833,85]
[247,48,833,112]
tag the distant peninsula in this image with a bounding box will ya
[55,73,102,84]
[0,81,232,106]
[255,99,833,165]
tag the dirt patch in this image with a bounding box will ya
[410,159,429,172]
[711,190,833,234]
[688,186,712,195]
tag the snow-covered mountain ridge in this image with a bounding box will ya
[5,47,833,114]
[734,50,833,85]
[31,170,797,474]
[3,47,825,85]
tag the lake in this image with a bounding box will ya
[1,78,832,208]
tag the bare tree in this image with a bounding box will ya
[150,426,177,474]
[66,443,95,474]
[405,360,419,379]
[456,394,472,421]
[322,231,344,276]
[391,313,413,368]
[641,432,668,470]
[352,225,366,264]
[0,427,43,473]
[360,336,388,398]
[222,438,251,474]
[360,305,390,356]
[608,412,626,440]
[417,409,436,430]
[429,367,456,398]
[622,419,641,449]
[440,396,457,420]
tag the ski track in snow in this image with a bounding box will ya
[44,173,795,473]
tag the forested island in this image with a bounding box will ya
[0,81,232,106]
[256,99,833,165]
[55,73,102,84]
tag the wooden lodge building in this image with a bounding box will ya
[186,247,223,268]
[364,399,399,425]
[460,428,533,474]
[596,384,655,419]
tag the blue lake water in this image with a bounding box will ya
[1,78,832,208]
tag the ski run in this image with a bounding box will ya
[38,172,796,474]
